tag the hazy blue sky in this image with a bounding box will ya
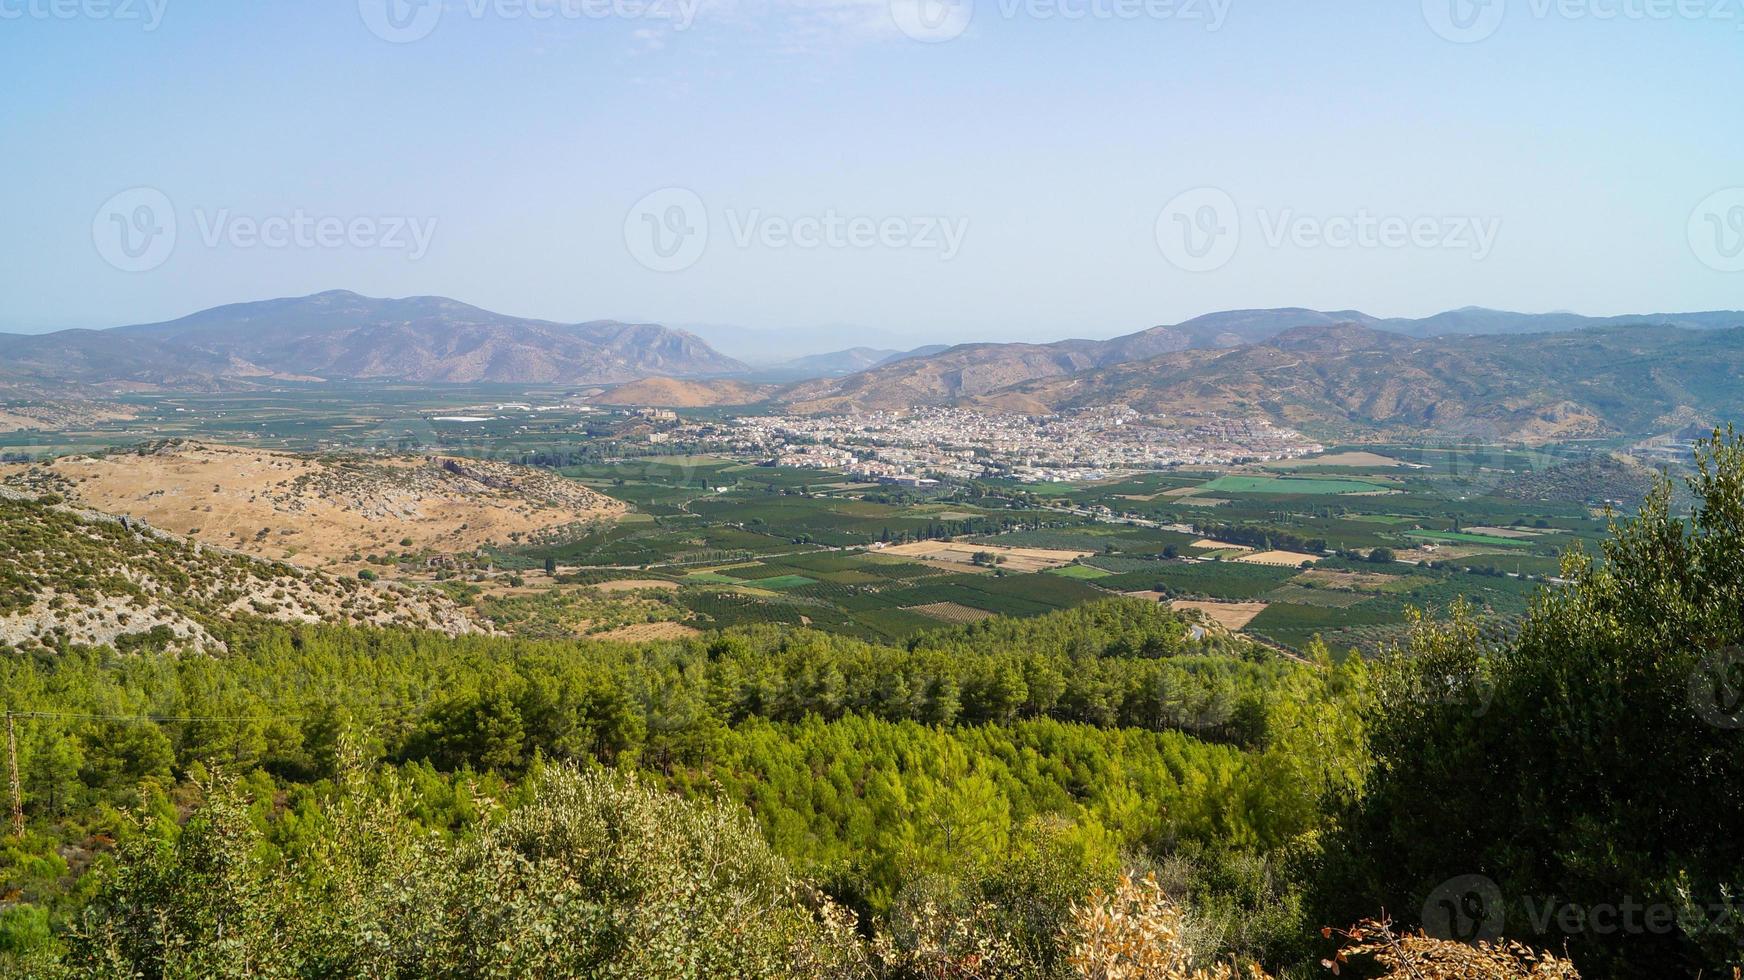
[1,0,1740,349]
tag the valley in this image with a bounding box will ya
[0,385,1662,658]
[0,296,1736,980]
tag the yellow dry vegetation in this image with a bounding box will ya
[903,601,998,624]
[1063,875,1585,980]
[590,579,680,592]
[878,540,1092,573]
[595,621,701,642]
[1234,550,1323,567]
[0,441,626,568]
[1168,600,1269,630]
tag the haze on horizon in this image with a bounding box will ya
[1,0,1740,349]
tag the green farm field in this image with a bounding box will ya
[1199,475,1393,495]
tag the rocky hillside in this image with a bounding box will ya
[0,489,480,654]
[781,308,1744,417]
[0,291,746,388]
[0,441,628,567]
[594,377,777,407]
[964,323,1744,442]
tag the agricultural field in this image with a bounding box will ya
[1,391,1669,655]
[1198,475,1395,495]
[1165,599,1271,630]
[1048,563,1113,580]
[876,540,1091,573]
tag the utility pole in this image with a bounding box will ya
[6,712,22,837]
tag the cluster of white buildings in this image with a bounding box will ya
[702,407,1320,483]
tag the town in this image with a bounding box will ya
[688,406,1322,483]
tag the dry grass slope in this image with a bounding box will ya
[0,489,480,653]
[0,440,627,566]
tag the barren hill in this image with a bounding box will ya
[780,307,1744,420]
[0,442,628,567]
[594,377,777,407]
[968,324,1744,442]
[0,489,480,654]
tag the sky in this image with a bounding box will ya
[1,0,1741,353]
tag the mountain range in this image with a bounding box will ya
[5,293,1742,442]
[957,322,1744,442]
[779,307,1744,411]
[0,291,746,390]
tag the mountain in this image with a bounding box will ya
[778,309,1385,410]
[878,344,950,365]
[782,306,1744,413]
[673,322,926,364]
[0,291,747,388]
[966,323,1744,442]
[759,347,907,381]
[1381,306,1744,337]
[753,344,960,382]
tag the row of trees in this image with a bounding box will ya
[1191,522,1328,555]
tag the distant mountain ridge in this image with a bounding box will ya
[780,306,1744,411]
[962,322,1744,442]
[0,291,746,389]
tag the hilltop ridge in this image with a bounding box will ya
[0,489,480,653]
